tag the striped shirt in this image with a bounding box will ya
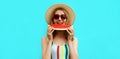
[51,42,69,59]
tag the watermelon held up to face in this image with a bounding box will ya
[50,24,71,30]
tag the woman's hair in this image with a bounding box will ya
[51,8,69,39]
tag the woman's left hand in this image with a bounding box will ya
[66,27,74,41]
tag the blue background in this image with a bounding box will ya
[0,0,120,59]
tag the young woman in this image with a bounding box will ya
[42,4,78,59]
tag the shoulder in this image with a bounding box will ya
[73,37,78,43]
[42,36,48,44]
[72,37,78,47]
[71,37,78,52]
[42,36,46,41]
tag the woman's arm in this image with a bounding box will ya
[42,27,54,59]
[66,27,79,59]
[42,37,52,59]
[68,37,78,59]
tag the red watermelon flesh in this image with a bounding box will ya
[50,24,71,30]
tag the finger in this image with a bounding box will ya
[48,26,53,30]
[50,29,54,33]
[68,35,72,40]
[68,29,72,33]
[68,28,74,34]
[68,28,73,33]
[66,29,71,35]
[48,28,53,33]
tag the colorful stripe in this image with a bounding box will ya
[57,46,59,59]
[51,42,69,59]
[61,46,64,59]
[65,44,68,59]
[52,42,53,45]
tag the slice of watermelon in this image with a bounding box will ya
[50,24,71,30]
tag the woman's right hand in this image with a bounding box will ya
[47,26,54,42]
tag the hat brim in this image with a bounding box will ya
[46,4,75,25]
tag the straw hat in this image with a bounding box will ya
[45,4,75,25]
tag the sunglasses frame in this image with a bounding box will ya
[53,14,67,20]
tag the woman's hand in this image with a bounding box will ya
[66,27,74,41]
[47,26,54,42]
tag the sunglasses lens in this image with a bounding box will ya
[61,15,66,19]
[54,15,59,19]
